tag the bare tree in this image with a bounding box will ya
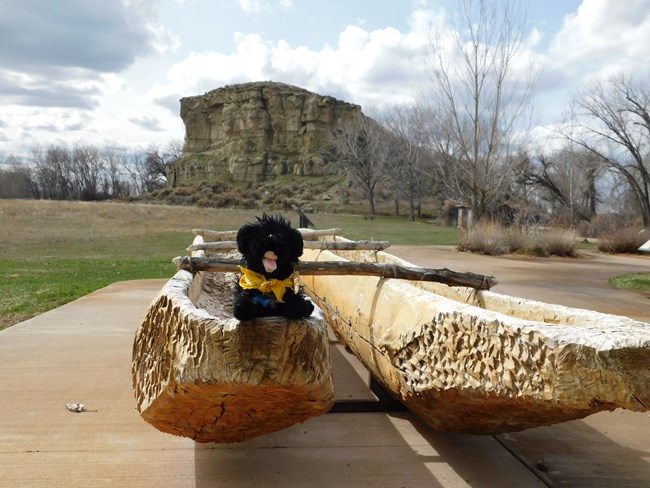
[382,105,433,221]
[520,150,601,223]
[561,75,650,226]
[123,150,150,196]
[425,0,538,220]
[32,145,74,200]
[328,116,390,215]
[102,148,129,198]
[0,155,37,198]
[145,140,183,190]
[71,145,105,200]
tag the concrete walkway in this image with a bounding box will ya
[1,247,649,487]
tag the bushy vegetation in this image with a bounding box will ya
[597,228,650,254]
[142,175,387,215]
[457,222,578,257]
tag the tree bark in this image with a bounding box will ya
[173,256,498,290]
[187,240,391,252]
[192,227,343,240]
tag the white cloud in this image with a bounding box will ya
[548,0,650,80]
[149,22,431,114]
[237,0,270,14]
[236,0,295,13]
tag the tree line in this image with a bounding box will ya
[0,142,181,201]
[328,0,650,229]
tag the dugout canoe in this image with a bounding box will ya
[131,237,334,443]
[299,237,650,434]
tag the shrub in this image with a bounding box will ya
[598,228,650,254]
[502,227,529,253]
[458,222,577,257]
[457,222,509,255]
[196,197,212,208]
[532,227,578,257]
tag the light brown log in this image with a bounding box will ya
[298,227,342,239]
[187,239,391,252]
[299,247,650,434]
[172,255,498,290]
[191,228,237,239]
[192,227,342,240]
[132,270,334,443]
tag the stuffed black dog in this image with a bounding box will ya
[233,214,314,321]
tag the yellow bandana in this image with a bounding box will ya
[237,266,297,303]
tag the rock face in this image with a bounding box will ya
[169,81,363,184]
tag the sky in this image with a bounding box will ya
[2,0,650,158]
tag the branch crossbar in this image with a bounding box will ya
[187,240,390,252]
[192,227,342,240]
[172,256,498,290]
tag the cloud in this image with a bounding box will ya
[237,0,270,14]
[0,0,177,110]
[548,0,650,80]
[0,70,100,108]
[236,0,294,14]
[129,115,167,132]
[154,94,183,115]
[0,0,170,74]
[149,23,431,113]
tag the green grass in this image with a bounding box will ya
[0,200,458,329]
[0,258,175,327]
[305,214,461,245]
[609,272,650,291]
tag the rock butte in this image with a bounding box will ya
[168,81,364,184]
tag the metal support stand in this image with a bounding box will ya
[329,376,408,413]
[292,204,314,228]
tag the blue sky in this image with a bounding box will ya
[1,0,649,157]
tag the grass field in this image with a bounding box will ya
[0,199,460,328]
[609,272,650,291]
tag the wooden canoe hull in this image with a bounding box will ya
[132,270,334,443]
[300,244,650,434]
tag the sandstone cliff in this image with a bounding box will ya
[169,82,363,184]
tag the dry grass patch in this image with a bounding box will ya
[458,222,578,257]
[598,228,650,254]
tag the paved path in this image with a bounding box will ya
[390,246,650,487]
[1,247,649,487]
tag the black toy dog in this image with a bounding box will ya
[233,214,314,321]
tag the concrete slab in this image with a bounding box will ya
[2,246,648,487]
[0,279,543,487]
[392,246,650,488]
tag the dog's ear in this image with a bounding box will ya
[236,222,258,254]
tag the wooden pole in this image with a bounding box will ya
[298,228,342,239]
[191,228,343,241]
[192,229,237,239]
[187,240,390,252]
[172,256,498,290]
